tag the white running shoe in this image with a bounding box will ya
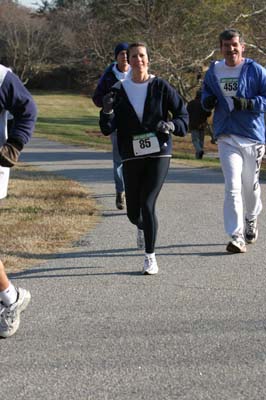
[245,218,258,244]
[0,287,31,338]
[137,228,145,250]
[226,236,247,253]
[143,254,158,275]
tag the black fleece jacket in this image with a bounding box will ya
[99,77,189,161]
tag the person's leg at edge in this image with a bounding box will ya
[0,259,19,308]
[0,260,11,293]
[111,131,125,209]
[0,260,31,338]
[218,140,246,252]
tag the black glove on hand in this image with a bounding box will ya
[0,142,21,167]
[202,95,217,110]
[232,96,253,111]
[156,121,175,134]
[102,91,116,114]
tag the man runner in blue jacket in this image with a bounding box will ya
[202,28,266,253]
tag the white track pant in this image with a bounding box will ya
[218,139,265,238]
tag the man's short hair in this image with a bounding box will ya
[219,29,244,46]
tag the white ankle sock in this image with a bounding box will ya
[0,283,18,306]
[145,252,155,258]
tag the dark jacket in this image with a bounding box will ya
[187,96,211,131]
[0,65,37,146]
[92,63,117,108]
[99,77,189,161]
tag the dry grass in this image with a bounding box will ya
[1,164,100,273]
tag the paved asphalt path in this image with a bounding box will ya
[1,137,266,400]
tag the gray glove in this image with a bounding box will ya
[156,120,175,134]
[102,91,116,114]
[232,96,254,111]
[0,142,21,167]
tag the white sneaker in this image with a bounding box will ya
[226,236,247,253]
[0,287,31,338]
[143,254,158,275]
[137,228,145,249]
[245,218,258,244]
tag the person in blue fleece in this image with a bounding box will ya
[99,42,188,275]
[202,28,266,253]
[0,64,37,338]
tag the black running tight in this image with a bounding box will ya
[123,157,170,253]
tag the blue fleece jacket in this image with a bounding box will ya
[202,58,266,143]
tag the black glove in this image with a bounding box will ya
[202,95,217,110]
[102,91,116,114]
[156,121,175,135]
[0,142,21,167]
[232,96,253,111]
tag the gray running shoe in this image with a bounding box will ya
[137,228,145,249]
[143,254,158,275]
[226,236,247,253]
[0,287,31,338]
[245,218,258,244]
[116,191,125,210]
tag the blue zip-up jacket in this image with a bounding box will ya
[99,77,188,161]
[0,65,37,147]
[202,58,266,143]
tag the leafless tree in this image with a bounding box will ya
[0,1,76,83]
[1,0,266,93]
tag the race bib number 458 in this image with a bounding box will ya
[132,132,160,156]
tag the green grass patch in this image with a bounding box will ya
[33,90,111,149]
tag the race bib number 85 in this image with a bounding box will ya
[132,132,160,156]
